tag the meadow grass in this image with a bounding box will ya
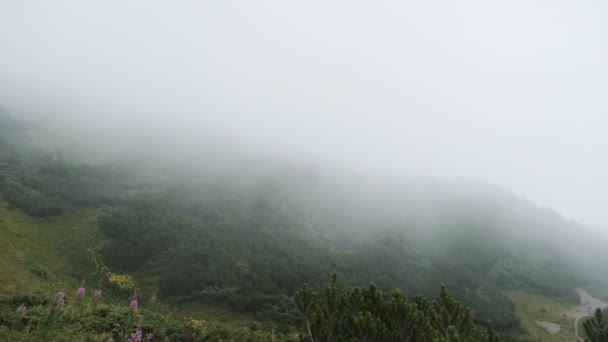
[506,290,582,342]
[0,198,263,331]
[0,198,101,297]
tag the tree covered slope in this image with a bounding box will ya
[0,112,606,340]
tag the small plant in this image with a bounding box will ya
[16,304,27,314]
[129,296,139,311]
[129,328,143,341]
[109,272,136,293]
[55,291,66,309]
[0,286,296,341]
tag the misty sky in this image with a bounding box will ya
[0,1,607,229]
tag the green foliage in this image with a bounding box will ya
[584,308,608,342]
[3,113,605,340]
[94,184,526,328]
[96,189,523,329]
[0,293,297,341]
[99,207,182,270]
[0,175,63,217]
[100,186,339,303]
[18,158,135,207]
[0,121,139,216]
[294,276,500,342]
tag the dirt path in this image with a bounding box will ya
[574,316,584,342]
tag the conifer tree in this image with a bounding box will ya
[584,308,608,342]
[294,276,500,342]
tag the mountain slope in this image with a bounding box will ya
[0,198,100,297]
[1,113,607,340]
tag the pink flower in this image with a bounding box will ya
[55,291,66,308]
[129,299,138,311]
[94,289,102,298]
[129,328,143,342]
[77,287,86,298]
[16,305,27,314]
[146,332,154,340]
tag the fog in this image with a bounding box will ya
[1,1,607,229]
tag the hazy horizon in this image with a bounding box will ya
[1,0,606,229]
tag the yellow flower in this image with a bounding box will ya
[108,273,135,290]
[188,318,205,329]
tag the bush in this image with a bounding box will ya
[0,175,63,217]
[0,290,298,342]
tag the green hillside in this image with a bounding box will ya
[1,113,607,341]
[0,199,100,297]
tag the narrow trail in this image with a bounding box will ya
[574,316,583,342]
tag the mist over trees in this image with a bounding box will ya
[1,112,607,341]
[1,1,608,341]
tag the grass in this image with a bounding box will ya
[576,316,590,341]
[130,268,259,328]
[506,290,582,342]
[168,300,257,326]
[0,197,261,329]
[0,198,101,298]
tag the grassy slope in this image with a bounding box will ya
[4,191,604,339]
[0,197,257,328]
[0,198,100,297]
[507,290,582,342]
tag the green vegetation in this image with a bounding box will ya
[0,175,64,217]
[0,198,100,297]
[0,278,503,341]
[1,112,607,340]
[0,291,298,341]
[506,290,580,342]
[295,275,499,341]
[583,309,608,342]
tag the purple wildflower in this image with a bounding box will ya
[146,332,154,340]
[77,287,86,298]
[94,289,102,298]
[129,328,143,342]
[55,291,66,308]
[16,304,27,314]
[129,299,138,311]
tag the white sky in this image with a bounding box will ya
[0,0,607,228]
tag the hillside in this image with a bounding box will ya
[1,113,607,341]
[0,199,100,297]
